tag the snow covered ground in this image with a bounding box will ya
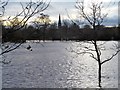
[2,41,118,88]
[0,48,2,90]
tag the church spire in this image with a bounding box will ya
[58,14,61,28]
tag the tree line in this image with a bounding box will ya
[2,21,120,42]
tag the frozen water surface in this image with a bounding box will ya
[2,41,118,88]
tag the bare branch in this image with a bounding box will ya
[101,49,120,65]
[2,0,50,55]
[3,0,50,36]
[0,0,8,16]
[1,41,23,55]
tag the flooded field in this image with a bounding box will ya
[2,41,118,88]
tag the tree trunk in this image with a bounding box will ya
[94,41,102,88]
[43,25,46,41]
[98,62,102,88]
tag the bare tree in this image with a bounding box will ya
[0,0,9,40]
[0,0,9,64]
[31,13,51,41]
[0,0,50,63]
[68,0,120,88]
[0,0,8,17]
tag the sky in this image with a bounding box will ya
[1,0,120,26]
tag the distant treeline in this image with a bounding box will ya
[2,24,120,42]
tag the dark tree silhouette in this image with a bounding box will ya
[69,0,120,88]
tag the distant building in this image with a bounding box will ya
[58,14,61,29]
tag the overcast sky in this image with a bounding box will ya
[3,0,119,26]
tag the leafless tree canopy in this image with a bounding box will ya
[1,0,50,56]
[75,0,115,28]
[0,0,8,17]
[68,0,120,88]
